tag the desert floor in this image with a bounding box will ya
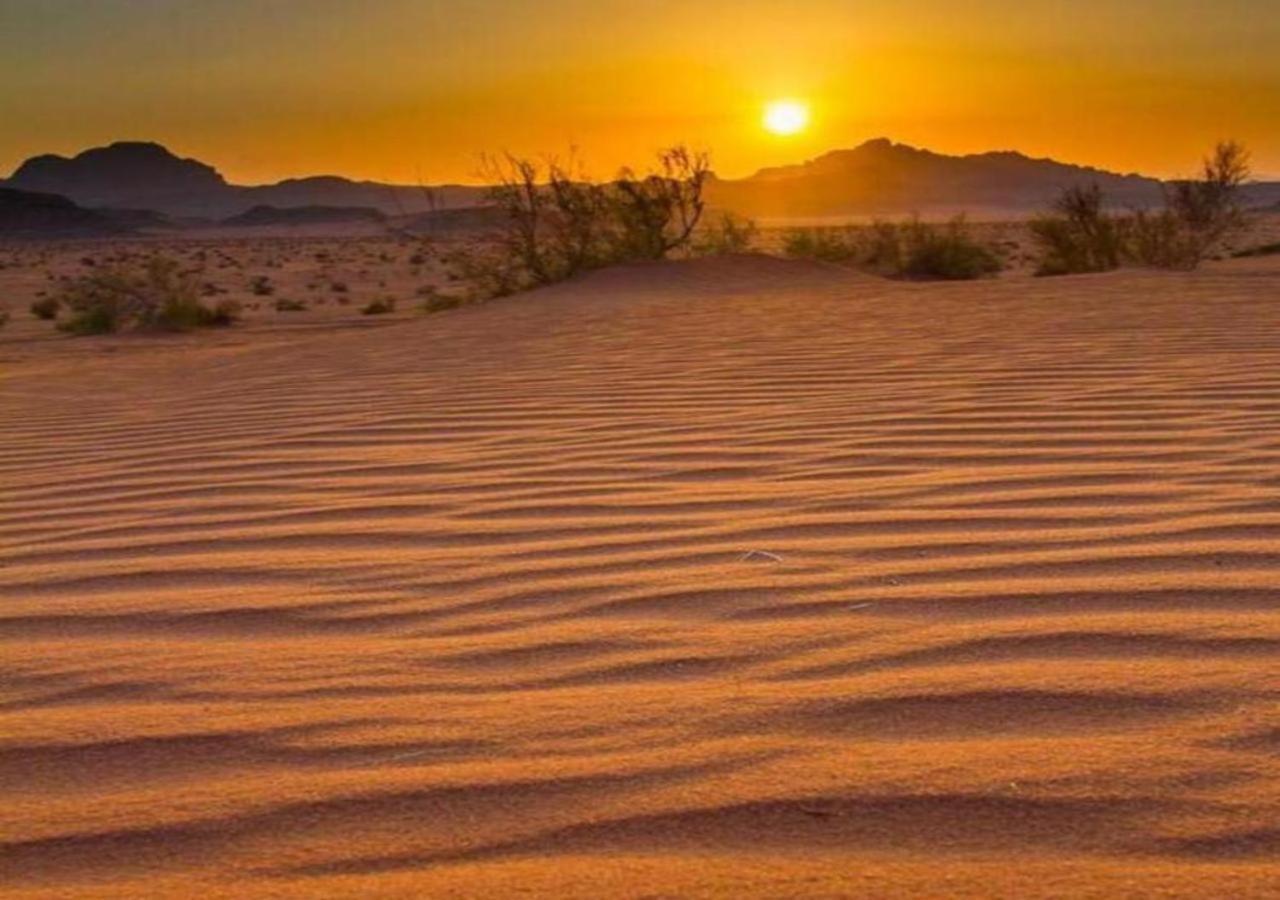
[2,251,1280,898]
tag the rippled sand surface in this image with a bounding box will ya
[3,255,1279,898]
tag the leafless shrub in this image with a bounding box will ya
[1034,142,1251,274]
[55,257,239,334]
[446,145,712,300]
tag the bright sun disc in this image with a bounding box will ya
[764,100,809,136]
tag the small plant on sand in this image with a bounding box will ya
[274,297,308,312]
[897,218,1002,280]
[444,145,711,300]
[250,275,274,296]
[1033,142,1251,274]
[1160,141,1251,267]
[30,296,61,320]
[1030,184,1126,276]
[1232,241,1280,258]
[782,226,862,263]
[784,218,1000,280]
[361,297,396,315]
[54,257,240,334]
[693,213,758,256]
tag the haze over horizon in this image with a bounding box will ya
[2,0,1278,185]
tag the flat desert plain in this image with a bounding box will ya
[2,250,1280,898]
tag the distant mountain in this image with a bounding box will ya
[4,142,487,218]
[9,142,226,214]
[221,204,386,227]
[707,138,1172,218]
[0,187,130,238]
[6,139,1276,225]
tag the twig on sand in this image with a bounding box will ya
[740,549,783,563]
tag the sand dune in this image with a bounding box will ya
[3,254,1280,897]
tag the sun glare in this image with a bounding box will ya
[763,100,809,136]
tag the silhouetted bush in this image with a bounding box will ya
[784,217,1001,280]
[1232,241,1280,258]
[693,213,758,256]
[1030,184,1125,276]
[1033,142,1251,274]
[445,145,711,299]
[30,296,60,320]
[899,218,1002,280]
[361,297,396,315]
[782,226,861,263]
[55,258,240,334]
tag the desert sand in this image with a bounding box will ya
[3,251,1280,898]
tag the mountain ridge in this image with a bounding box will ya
[5,138,1278,222]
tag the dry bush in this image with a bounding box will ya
[1034,142,1251,274]
[361,297,396,315]
[784,217,1001,280]
[782,226,861,263]
[446,145,711,299]
[1031,184,1126,276]
[30,296,61,320]
[55,257,239,334]
[694,213,758,256]
[898,218,1002,280]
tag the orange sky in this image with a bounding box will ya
[1,0,1277,184]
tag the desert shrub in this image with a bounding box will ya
[250,275,274,296]
[30,296,61,320]
[782,226,862,262]
[1124,209,1199,269]
[608,146,710,261]
[1162,141,1250,266]
[419,291,465,314]
[898,218,1002,280]
[693,213,758,255]
[361,297,396,315]
[783,218,999,280]
[1232,241,1280,258]
[1033,142,1251,274]
[274,298,307,312]
[445,145,711,299]
[55,257,239,334]
[1030,184,1126,276]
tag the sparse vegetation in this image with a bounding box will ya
[274,297,308,312]
[693,213,758,255]
[53,257,240,334]
[361,297,396,315]
[443,145,711,301]
[1030,184,1126,276]
[1033,141,1251,274]
[783,217,1001,280]
[30,296,61,320]
[1232,241,1280,258]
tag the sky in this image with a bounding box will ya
[1,0,1277,184]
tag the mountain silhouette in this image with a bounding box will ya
[0,186,133,237]
[4,142,485,218]
[5,139,1276,223]
[706,138,1170,217]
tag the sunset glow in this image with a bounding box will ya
[0,1,1276,182]
[763,100,810,137]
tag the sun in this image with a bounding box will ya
[763,100,809,136]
